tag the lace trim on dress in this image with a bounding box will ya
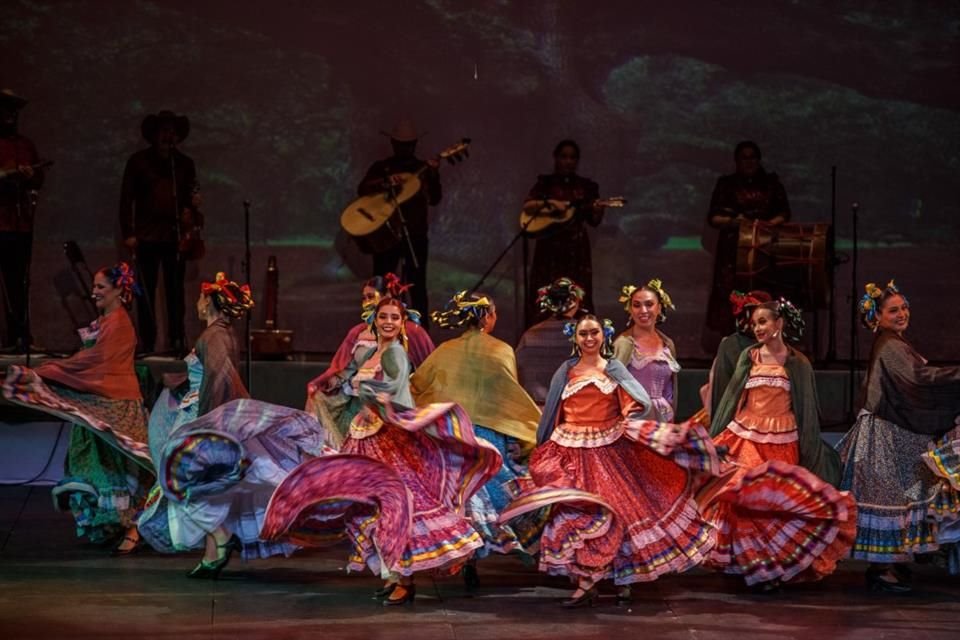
[745,374,791,391]
[630,344,681,374]
[561,375,617,400]
[550,419,624,448]
[727,419,799,444]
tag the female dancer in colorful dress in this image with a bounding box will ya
[412,291,542,586]
[306,274,434,447]
[699,290,771,419]
[838,280,960,592]
[500,315,721,608]
[262,295,502,606]
[516,277,587,405]
[3,263,152,552]
[707,299,856,591]
[138,272,326,578]
[613,279,679,421]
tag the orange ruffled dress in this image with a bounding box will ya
[521,373,716,585]
[705,351,856,585]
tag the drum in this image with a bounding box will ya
[735,221,831,309]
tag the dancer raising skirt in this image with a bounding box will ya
[839,280,960,592]
[305,273,434,448]
[3,263,152,551]
[500,314,722,608]
[706,299,856,591]
[262,295,502,606]
[138,272,328,578]
[414,291,543,586]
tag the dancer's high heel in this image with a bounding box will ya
[186,534,242,580]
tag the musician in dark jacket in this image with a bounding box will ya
[523,140,603,327]
[703,141,790,349]
[119,110,198,354]
[0,89,45,351]
[357,119,440,321]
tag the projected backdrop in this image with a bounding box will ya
[4,0,959,357]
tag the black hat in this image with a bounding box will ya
[141,110,190,143]
[0,89,28,109]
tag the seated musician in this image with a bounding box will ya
[523,140,604,326]
[357,119,440,321]
[703,140,790,350]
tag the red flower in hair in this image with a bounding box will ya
[383,272,413,298]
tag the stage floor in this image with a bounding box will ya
[1,487,958,639]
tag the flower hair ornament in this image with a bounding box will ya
[619,278,676,323]
[563,317,616,358]
[383,272,413,299]
[773,297,805,343]
[200,272,255,319]
[536,277,586,315]
[430,290,493,330]
[729,289,772,334]
[106,262,142,306]
[858,279,906,332]
[362,299,423,329]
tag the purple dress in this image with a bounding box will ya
[613,334,679,422]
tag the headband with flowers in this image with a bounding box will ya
[200,272,255,319]
[563,316,617,358]
[536,277,586,316]
[619,278,676,322]
[858,280,907,332]
[361,296,423,328]
[430,290,493,330]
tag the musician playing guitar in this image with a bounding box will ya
[522,139,604,327]
[357,119,440,323]
[0,89,45,352]
[703,140,790,351]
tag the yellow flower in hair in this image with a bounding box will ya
[619,284,638,311]
[865,283,882,299]
[646,278,676,310]
[862,299,874,310]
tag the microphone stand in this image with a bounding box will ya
[825,166,837,362]
[848,202,860,420]
[243,200,252,392]
[23,189,39,366]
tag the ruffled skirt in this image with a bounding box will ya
[500,418,721,586]
[138,398,330,560]
[262,402,502,577]
[3,366,152,543]
[705,425,856,584]
[467,425,543,557]
[838,411,960,563]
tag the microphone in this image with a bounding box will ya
[851,202,860,213]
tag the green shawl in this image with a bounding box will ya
[709,345,841,486]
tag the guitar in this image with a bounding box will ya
[341,138,471,253]
[519,196,627,235]
[0,159,54,181]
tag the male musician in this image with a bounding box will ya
[523,140,603,326]
[119,110,198,354]
[0,89,45,352]
[703,140,790,346]
[357,119,440,319]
